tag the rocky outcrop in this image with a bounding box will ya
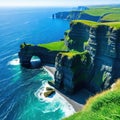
[55,11,100,21]
[18,44,59,67]
[18,20,120,94]
[44,87,55,97]
[55,20,120,93]
[64,21,90,51]
[54,51,91,94]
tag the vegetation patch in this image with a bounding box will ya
[38,41,68,51]
[101,13,120,22]
[64,80,120,120]
[84,7,120,16]
[60,50,91,85]
[71,20,120,30]
[71,20,98,28]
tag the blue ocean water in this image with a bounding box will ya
[0,7,75,120]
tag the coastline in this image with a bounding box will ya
[43,64,93,112]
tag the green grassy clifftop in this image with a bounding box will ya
[64,80,120,120]
[55,6,120,22]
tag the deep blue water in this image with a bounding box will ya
[0,7,75,120]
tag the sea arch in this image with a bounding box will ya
[18,45,58,68]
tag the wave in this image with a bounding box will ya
[7,58,20,66]
[34,82,75,116]
[0,98,16,120]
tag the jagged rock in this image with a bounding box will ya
[54,51,91,94]
[44,87,55,97]
[64,22,90,51]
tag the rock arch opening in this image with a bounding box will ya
[30,56,41,68]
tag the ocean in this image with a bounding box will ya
[0,7,75,120]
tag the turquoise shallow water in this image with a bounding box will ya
[0,7,75,120]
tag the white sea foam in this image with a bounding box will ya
[34,82,75,117]
[57,93,75,117]
[8,58,20,66]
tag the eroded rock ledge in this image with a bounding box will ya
[19,20,120,94]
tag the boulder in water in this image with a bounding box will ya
[44,87,55,97]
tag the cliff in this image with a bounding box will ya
[55,20,120,92]
[19,20,120,94]
[55,51,91,93]
[55,11,100,22]
[55,7,120,22]
[64,21,90,51]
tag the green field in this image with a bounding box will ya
[38,41,68,51]
[101,13,120,22]
[84,7,120,16]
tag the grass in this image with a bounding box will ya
[103,22,120,29]
[64,79,120,120]
[84,7,120,16]
[71,20,120,30]
[38,41,68,51]
[60,50,88,59]
[101,13,120,22]
[71,20,98,28]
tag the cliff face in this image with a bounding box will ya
[18,20,120,94]
[55,11,100,22]
[54,51,91,93]
[64,22,90,51]
[86,26,120,92]
[55,20,120,93]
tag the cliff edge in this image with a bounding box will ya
[19,20,120,95]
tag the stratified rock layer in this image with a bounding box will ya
[55,51,91,94]
[85,26,120,92]
[55,20,120,93]
[19,20,120,94]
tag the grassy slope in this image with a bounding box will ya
[101,13,120,22]
[64,80,120,120]
[84,7,120,16]
[71,20,120,29]
[38,41,68,51]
